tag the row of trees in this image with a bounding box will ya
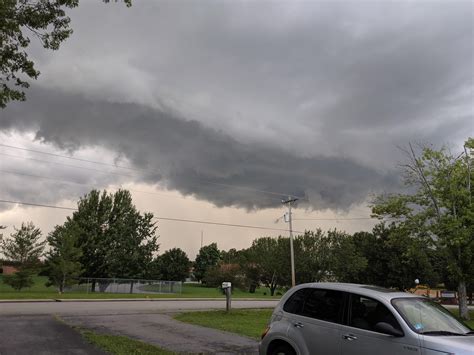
[193,226,445,295]
[0,189,193,292]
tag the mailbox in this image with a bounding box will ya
[222,282,232,289]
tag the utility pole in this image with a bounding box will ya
[282,197,298,287]
[200,231,204,249]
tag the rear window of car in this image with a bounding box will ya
[283,288,308,314]
[283,288,345,324]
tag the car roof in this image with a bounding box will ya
[291,282,421,301]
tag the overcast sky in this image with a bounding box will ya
[1,0,473,258]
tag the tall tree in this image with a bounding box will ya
[328,229,368,283]
[63,189,159,290]
[155,248,190,281]
[0,0,131,108]
[194,243,220,283]
[44,222,83,293]
[293,230,332,283]
[247,237,290,296]
[0,222,45,291]
[372,139,474,319]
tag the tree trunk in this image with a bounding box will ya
[458,280,470,320]
[270,284,276,296]
[129,281,134,294]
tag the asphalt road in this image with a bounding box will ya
[0,299,279,316]
[0,315,105,355]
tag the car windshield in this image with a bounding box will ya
[392,298,472,335]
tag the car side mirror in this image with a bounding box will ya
[374,322,404,337]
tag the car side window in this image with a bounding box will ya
[349,294,402,333]
[301,289,344,323]
[283,288,309,315]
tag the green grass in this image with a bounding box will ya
[0,275,283,300]
[82,330,174,355]
[174,309,273,339]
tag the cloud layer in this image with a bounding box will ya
[1,0,472,211]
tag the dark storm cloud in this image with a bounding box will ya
[1,1,472,211]
[0,88,396,210]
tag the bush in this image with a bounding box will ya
[203,263,246,291]
[2,269,34,291]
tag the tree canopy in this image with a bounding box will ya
[372,139,474,319]
[193,243,220,282]
[62,189,159,284]
[0,0,131,108]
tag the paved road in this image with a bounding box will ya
[0,299,279,316]
[64,313,259,354]
[0,315,105,355]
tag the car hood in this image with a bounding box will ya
[422,335,474,354]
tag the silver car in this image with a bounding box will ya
[259,283,474,355]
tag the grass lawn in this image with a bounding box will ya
[81,330,174,355]
[174,309,274,339]
[0,275,283,300]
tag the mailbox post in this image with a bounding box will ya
[222,282,232,312]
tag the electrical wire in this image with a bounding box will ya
[0,145,302,200]
[0,199,304,233]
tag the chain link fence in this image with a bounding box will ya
[65,277,182,294]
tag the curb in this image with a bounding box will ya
[0,297,280,303]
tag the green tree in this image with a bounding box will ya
[372,139,474,319]
[2,269,34,291]
[0,0,131,108]
[64,189,159,291]
[44,222,83,293]
[247,237,290,296]
[293,230,332,283]
[203,263,246,291]
[156,248,190,281]
[328,229,368,283]
[1,222,45,266]
[194,243,220,283]
[0,222,45,291]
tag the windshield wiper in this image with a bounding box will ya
[421,331,466,336]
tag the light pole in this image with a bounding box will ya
[282,197,298,287]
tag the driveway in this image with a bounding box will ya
[63,312,259,354]
[0,315,105,355]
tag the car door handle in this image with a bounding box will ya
[293,322,304,328]
[342,334,357,341]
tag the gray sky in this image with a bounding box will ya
[1,0,473,257]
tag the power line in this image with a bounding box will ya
[0,152,138,178]
[0,143,141,172]
[0,199,304,233]
[0,169,186,200]
[293,217,375,221]
[0,170,384,222]
[0,199,77,211]
[153,216,305,233]
[0,143,302,200]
